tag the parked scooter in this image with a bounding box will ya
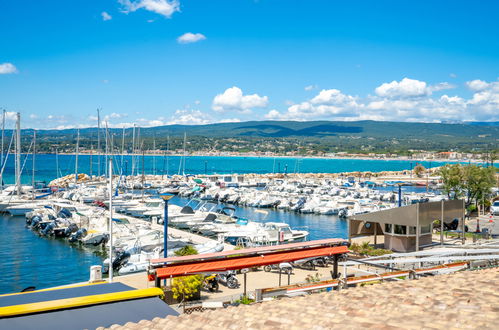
[202,274,219,292]
[263,262,293,274]
[216,271,239,289]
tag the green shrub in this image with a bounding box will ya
[174,245,198,256]
[235,295,255,305]
[172,275,203,300]
[305,273,321,283]
[350,242,392,256]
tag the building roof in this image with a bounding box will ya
[0,282,178,330]
[350,199,464,229]
[103,268,499,329]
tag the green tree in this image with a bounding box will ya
[414,163,426,178]
[439,164,496,206]
[438,164,464,199]
[463,165,496,207]
[171,246,202,301]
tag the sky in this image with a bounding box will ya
[0,0,499,129]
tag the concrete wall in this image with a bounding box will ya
[384,234,432,252]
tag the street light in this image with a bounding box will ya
[160,194,175,259]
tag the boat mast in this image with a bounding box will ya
[15,112,21,195]
[182,132,187,176]
[108,156,114,283]
[97,108,101,178]
[105,121,109,178]
[131,124,136,177]
[89,144,93,177]
[1,109,5,190]
[166,135,169,177]
[55,148,60,178]
[153,137,156,176]
[120,126,125,176]
[136,126,141,177]
[162,134,169,179]
[74,128,80,186]
[141,143,145,201]
[178,132,186,175]
[32,130,36,199]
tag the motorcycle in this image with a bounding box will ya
[217,271,239,289]
[263,262,293,274]
[202,274,219,292]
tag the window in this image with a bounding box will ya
[420,224,431,234]
[408,226,416,235]
[394,225,407,235]
[385,223,392,234]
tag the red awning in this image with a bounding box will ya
[155,245,348,279]
[151,238,347,265]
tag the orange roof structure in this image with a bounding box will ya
[150,239,349,280]
[155,245,348,279]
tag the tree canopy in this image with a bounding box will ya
[438,164,497,206]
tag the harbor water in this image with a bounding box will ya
[0,214,103,294]
[0,154,457,294]
[1,154,459,184]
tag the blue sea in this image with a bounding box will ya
[0,154,461,294]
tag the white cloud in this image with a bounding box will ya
[375,77,454,98]
[129,110,212,127]
[311,89,358,106]
[375,78,429,98]
[219,118,241,123]
[167,109,212,125]
[119,0,180,18]
[0,63,18,74]
[266,89,360,120]
[304,85,317,91]
[466,79,499,119]
[101,11,112,21]
[177,32,206,44]
[264,77,499,122]
[4,111,18,121]
[466,79,490,91]
[107,112,127,120]
[449,73,457,78]
[428,82,455,93]
[212,86,268,113]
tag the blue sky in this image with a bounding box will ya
[1,0,498,128]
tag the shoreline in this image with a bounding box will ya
[24,152,483,164]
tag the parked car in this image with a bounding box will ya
[491,201,499,215]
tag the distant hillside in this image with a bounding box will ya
[13,120,499,154]
[465,121,499,127]
[31,120,499,139]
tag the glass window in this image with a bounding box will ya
[394,225,407,235]
[408,226,416,235]
[421,224,431,234]
[384,223,392,234]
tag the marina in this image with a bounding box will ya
[0,163,497,295]
[2,1,499,328]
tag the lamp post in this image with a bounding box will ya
[160,194,175,259]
